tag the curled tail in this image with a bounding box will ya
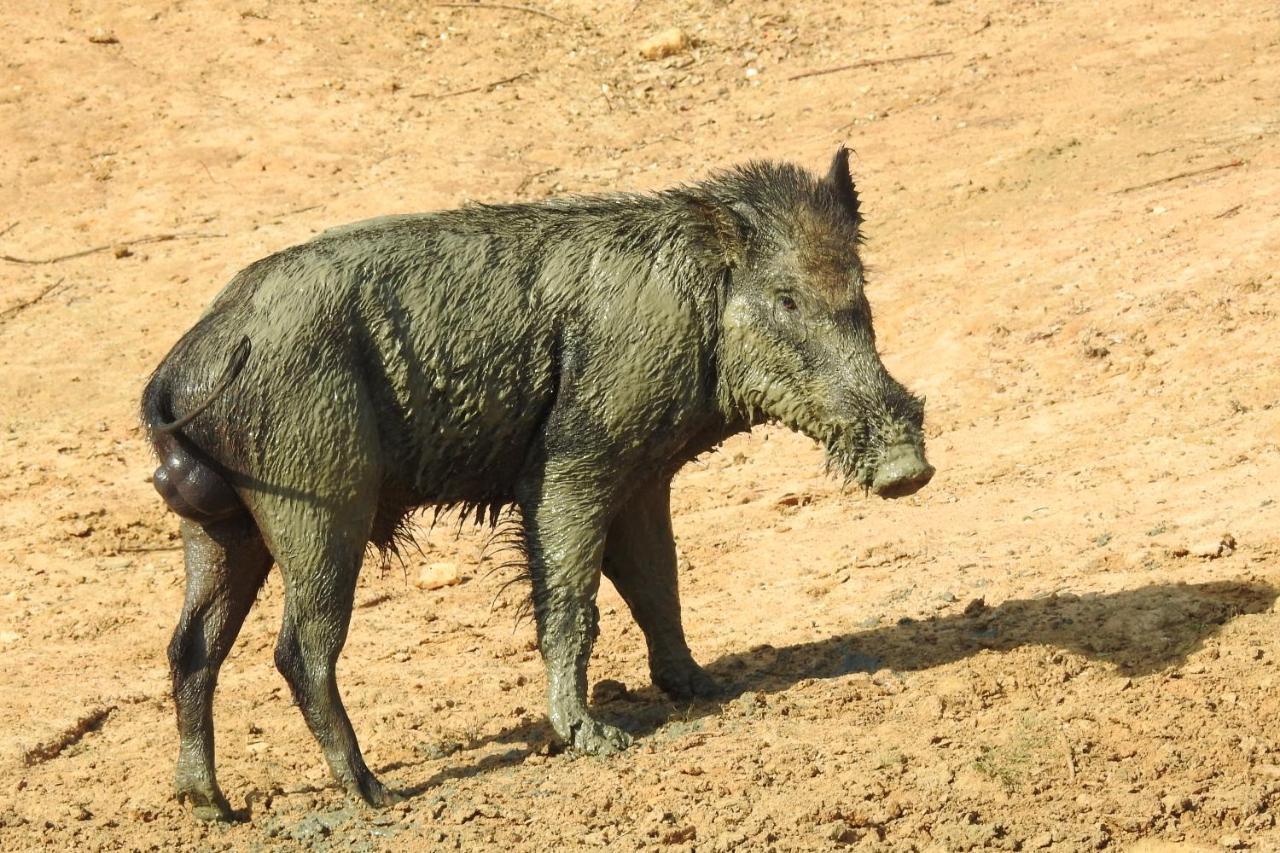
[142,337,251,524]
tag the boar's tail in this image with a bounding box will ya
[152,337,251,434]
[142,337,251,524]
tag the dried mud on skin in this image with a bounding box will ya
[2,0,1279,851]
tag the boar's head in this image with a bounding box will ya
[707,147,934,498]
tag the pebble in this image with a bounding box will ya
[1190,533,1236,559]
[289,815,330,840]
[916,694,945,722]
[416,562,462,590]
[638,28,690,60]
[871,668,905,694]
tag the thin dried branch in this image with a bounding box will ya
[411,72,531,101]
[1114,159,1245,194]
[432,2,568,24]
[0,278,69,324]
[787,51,952,82]
[0,231,226,266]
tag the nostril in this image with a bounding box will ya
[871,448,934,498]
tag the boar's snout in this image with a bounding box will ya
[870,443,934,499]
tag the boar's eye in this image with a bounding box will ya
[777,294,798,312]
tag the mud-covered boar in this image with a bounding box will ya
[142,149,934,820]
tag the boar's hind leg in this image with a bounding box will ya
[269,495,400,809]
[169,517,272,821]
[520,466,633,756]
[602,477,720,700]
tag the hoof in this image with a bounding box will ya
[569,717,633,756]
[177,785,235,822]
[653,660,722,701]
[352,772,402,809]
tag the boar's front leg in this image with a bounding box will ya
[602,477,719,700]
[519,462,633,756]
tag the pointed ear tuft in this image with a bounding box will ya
[826,146,862,225]
[687,197,748,269]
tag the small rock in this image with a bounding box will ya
[1190,533,1236,559]
[1123,548,1153,568]
[290,815,330,841]
[1028,831,1053,849]
[417,740,463,760]
[871,668,904,694]
[415,562,461,590]
[66,521,94,538]
[1219,834,1246,849]
[962,597,987,617]
[713,832,747,853]
[916,694,945,722]
[88,28,119,44]
[591,678,628,703]
[638,27,690,60]
[660,824,696,844]
[775,491,814,508]
[826,820,859,844]
[1161,793,1193,815]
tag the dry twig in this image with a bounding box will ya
[1058,727,1077,781]
[1114,159,1244,194]
[0,231,225,266]
[268,203,324,219]
[516,167,558,196]
[0,278,69,324]
[411,72,530,101]
[22,706,115,766]
[432,2,567,24]
[786,51,952,82]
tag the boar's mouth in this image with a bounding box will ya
[822,423,934,499]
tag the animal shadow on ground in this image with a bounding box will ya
[383,579,1275,797]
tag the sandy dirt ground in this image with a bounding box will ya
[1,0,1279,850]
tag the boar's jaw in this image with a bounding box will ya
[722,382,879,491]
[822,425,878,492]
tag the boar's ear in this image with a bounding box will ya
[826,146,862,226]
[687,197,751,270]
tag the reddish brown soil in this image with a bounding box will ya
[1,1,1278,850]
